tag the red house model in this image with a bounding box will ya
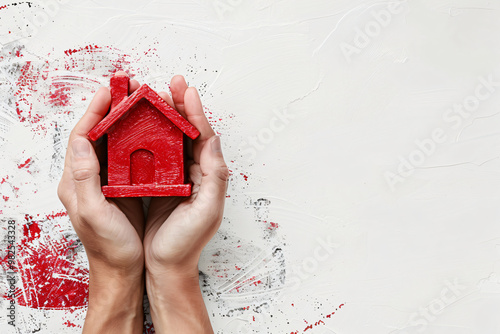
[88,74,200,197]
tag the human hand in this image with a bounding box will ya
[57,72,145,334]
[143,75,229,333]
[58,73,227,333]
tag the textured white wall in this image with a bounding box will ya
[1,0,500,333]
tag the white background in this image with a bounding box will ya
[1,0,500,333]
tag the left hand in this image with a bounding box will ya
[143,75,229,333]
[143,75,228,275]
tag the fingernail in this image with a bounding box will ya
[72,138,91,157]
[211,135,222,153]
[114,70,128,77]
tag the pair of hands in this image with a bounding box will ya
[58,73,228,333]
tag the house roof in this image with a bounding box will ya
[88,84,200,141]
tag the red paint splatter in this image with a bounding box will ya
[45,210,68,220]
[288,303,345,333]
[17,157,32,169]
[0,215,89,310]
[64,44,100,56]
[61,44,134,76]
[0,2,31,11]
[15,61,45,125]
[262,220,279,231]
[48,83,71,107]
[63,320,78,328]
[230,275,264,293]
[23,221,41,242]
[16,234,89,309]
[143,48,158,56]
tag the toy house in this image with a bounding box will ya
[88,74,200,197]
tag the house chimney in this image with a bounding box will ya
[110,72,129,109]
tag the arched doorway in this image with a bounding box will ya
[130,149,154,185]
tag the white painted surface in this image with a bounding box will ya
[1,0,500,333]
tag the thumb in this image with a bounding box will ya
[71,138,105,214]
[197,135,229,209]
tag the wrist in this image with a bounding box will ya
[84,269,144,334]
[86,244,145,278]
[146,265,200,309]
[145,243,201,276]
[146,267,213,333]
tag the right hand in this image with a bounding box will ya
[57,73,146,333]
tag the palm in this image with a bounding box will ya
[58,82,145,273]
[144,157,217,268]
[64,176,145,269]
[105,198,145,262]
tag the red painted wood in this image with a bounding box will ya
[102,184,192,197]
[130,149,154,184]
[107,98,185,187]
[88,84,200,141]
[87,74,199,197]
[110,75,129,109]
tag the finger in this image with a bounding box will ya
[129,79,140,94]
[71,87,111,139]
[170,75,188,115]
[196,135,228,219]
[111,198,145,239]
[158,91,175,109]
[187,161,201,193]
[57,171,76,216]
[114,70,138,96]
[70,138,107,220]
[145,197,183,238]
[184,87,215,162]
[64,87,111,174]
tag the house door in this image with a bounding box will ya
[130,149,154,185]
